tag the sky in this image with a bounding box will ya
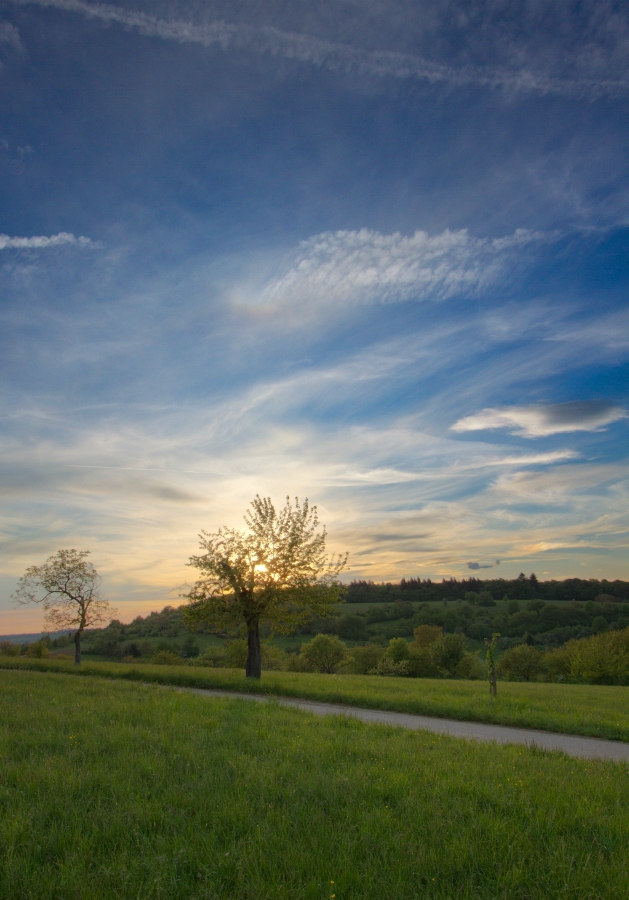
[1,0,628,632]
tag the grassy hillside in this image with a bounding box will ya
[58,581,628,663]
[3,657,629,741]
[1,669,628,900]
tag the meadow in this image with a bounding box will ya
[2,656,629,741]
[1,668,628,900]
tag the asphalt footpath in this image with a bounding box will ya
[174,686,629,762]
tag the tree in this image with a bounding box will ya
[429,633,466,676]
[412,624,442,648]
[25,640,50,658]
[12,550,115,666]
[385,637,411,663]
[299,634,348,673]
[564,628,629,685]
[335,614,367,641]
[407,625,442,677]
[497,644,545,682]
[183,495,348,679]
[344,642,384,675]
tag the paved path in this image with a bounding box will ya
[174,686,629,762]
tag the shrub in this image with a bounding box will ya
[429,634,466,676]
[335,614,368,641]
[25,641,50,658]
[443,610,460,632]
[260,643,288,670]
[181,635,200,658]
[0,641,21,657]
[194,639,287,671]
[150,650,184,666]
[455,651,485,680]
[545,647,570,680]
[407,647,440,678]
[223,639,248,669]
[497,644,546,682]
[343,643,384,675]
[564,628,629,685]
[476,591,496,607]
[527,599,546,612]
[385,637,411,663]
[412,625,442,648]
[591,616,608,634]
[298,634,348,673]
[190,646,227,668]
[285,653,311,672]
[368,657,410,677]
[458,603,475,621]
[466,622,492,641]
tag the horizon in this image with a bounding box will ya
[3,571,626,636]
[1,0,628,634]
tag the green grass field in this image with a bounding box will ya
[1,669,628,900]
[3,656,629,741]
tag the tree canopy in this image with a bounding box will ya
[183,495,348,678]
[12,549,115,665]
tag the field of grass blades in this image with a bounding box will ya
[1,669,629,900]
[3,656,629,741]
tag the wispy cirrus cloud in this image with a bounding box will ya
[0,232,95,250]
[452,402,628,438]
[7,0,629,98]
[0,369,626,615]
[255,227,549,307]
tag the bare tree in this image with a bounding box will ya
[184,495,348,678]
[13,550,115,665]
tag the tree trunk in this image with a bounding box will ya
[246,623,261,679]
[490,666,497,697]
[74,630,82,666]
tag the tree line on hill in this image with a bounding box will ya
[346,573,629,604]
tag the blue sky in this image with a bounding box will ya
[1,0,628,630]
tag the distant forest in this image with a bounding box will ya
[346,574,629,604]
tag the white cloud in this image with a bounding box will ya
[495,450,578,465]
[1,384,628,619]
[452,402,628,438]
[0,232,94,250]
[0,19,21,48]
[7,0,629,98]
[547,308,629,353]
[256,227,548,307]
